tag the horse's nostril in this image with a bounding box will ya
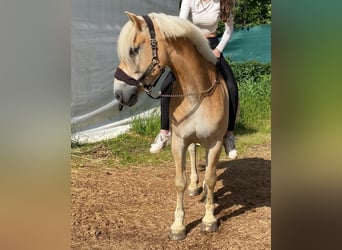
[115,93,121,101]
[128,94,137,106]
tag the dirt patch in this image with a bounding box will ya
[71,143,271,249]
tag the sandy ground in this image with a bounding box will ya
[71,142,271,249]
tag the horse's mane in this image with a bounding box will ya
[117,12,217,65]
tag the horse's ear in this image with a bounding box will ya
[125,11,143,31]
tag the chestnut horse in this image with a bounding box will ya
[113,12,229,240]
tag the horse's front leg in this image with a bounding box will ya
[201,140,222,233]
[169,136,187,241]
[187,143,200,196]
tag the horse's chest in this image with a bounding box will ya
[171,98,226,137]
[174,111,220,135]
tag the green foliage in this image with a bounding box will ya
[228,60,271,83]
[224,60,271,134]
[235,74,271,134]
[234,0,272,29]
[217,21,226,37]
[131,110,161,138]
[216,0,271,35]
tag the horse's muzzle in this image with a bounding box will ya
[113,78,139,107]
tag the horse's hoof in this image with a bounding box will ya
[169,229,186,241]
[188,188,200,196]
[201,221,217,233]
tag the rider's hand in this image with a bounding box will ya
[212,48,221,58]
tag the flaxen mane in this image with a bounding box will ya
[117,12,217,65]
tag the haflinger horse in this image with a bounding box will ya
[113,12,229,240]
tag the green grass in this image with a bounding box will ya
[102,133,173,167]
[130,110,161,138]
[236,74,271,135]
[71,133,174,168]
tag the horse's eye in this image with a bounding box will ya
[129,46,139,57]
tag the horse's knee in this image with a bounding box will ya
[175,176,186,192]
[204,174,217,189]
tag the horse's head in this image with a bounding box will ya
[113,12,166,107]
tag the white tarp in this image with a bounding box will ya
[71,0,179,143]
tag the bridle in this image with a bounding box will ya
[114,14,221,102]
[114,15,165,98]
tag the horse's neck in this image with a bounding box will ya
[167,40,215,93]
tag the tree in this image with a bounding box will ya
[233,0,271,28]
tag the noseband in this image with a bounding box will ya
[114,15,165,96]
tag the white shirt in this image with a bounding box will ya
[179,0,234,53]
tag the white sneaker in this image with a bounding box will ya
[149,132,170,153]
[223,134,238,159]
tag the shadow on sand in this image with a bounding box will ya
[186,157,271,234]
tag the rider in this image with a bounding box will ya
[149,0,239,160]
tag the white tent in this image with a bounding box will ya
[71,0,179,143]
